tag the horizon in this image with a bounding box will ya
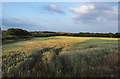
[2,28,118,34]
[2,2,118,33]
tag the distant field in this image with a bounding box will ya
[1,36,119,77]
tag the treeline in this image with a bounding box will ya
[2,28,119,44]
[2,28,32,44]
[2,28,32,40]
[2,28,120,40]
[30,31,120,38]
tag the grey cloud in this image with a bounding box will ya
[2,18,45,31]
[72,15,98,23]
[43,5,65,14]
[2,18,38,27]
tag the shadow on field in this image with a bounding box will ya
[15,48,54,77]
[46,39,119,77]
[48,52,118,77]
[29,47,64,77]
[5,47,64,77]
[2,39,119,77]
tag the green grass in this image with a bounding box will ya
[65,39,118,55]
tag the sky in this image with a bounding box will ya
[2,2,118,33]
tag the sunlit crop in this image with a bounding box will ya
[2,36,118,77]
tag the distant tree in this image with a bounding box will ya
[6,28,30,36]
[108,33,114,37]
[114,33,120,38]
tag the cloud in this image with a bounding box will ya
[2,18,45,30]
[69,3,118,23]
[2,18,38,27]
[43,5,65,14]
[69,5,94,14]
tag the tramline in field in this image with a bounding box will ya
[2,36,118,77]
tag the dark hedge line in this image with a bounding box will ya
[2,28,120,42]
[30,32,120,38]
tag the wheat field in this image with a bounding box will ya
[1,36,119,77]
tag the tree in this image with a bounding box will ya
[6,28,30,36]
[114,33,120,38]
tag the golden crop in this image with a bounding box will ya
[2,36,118,77]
